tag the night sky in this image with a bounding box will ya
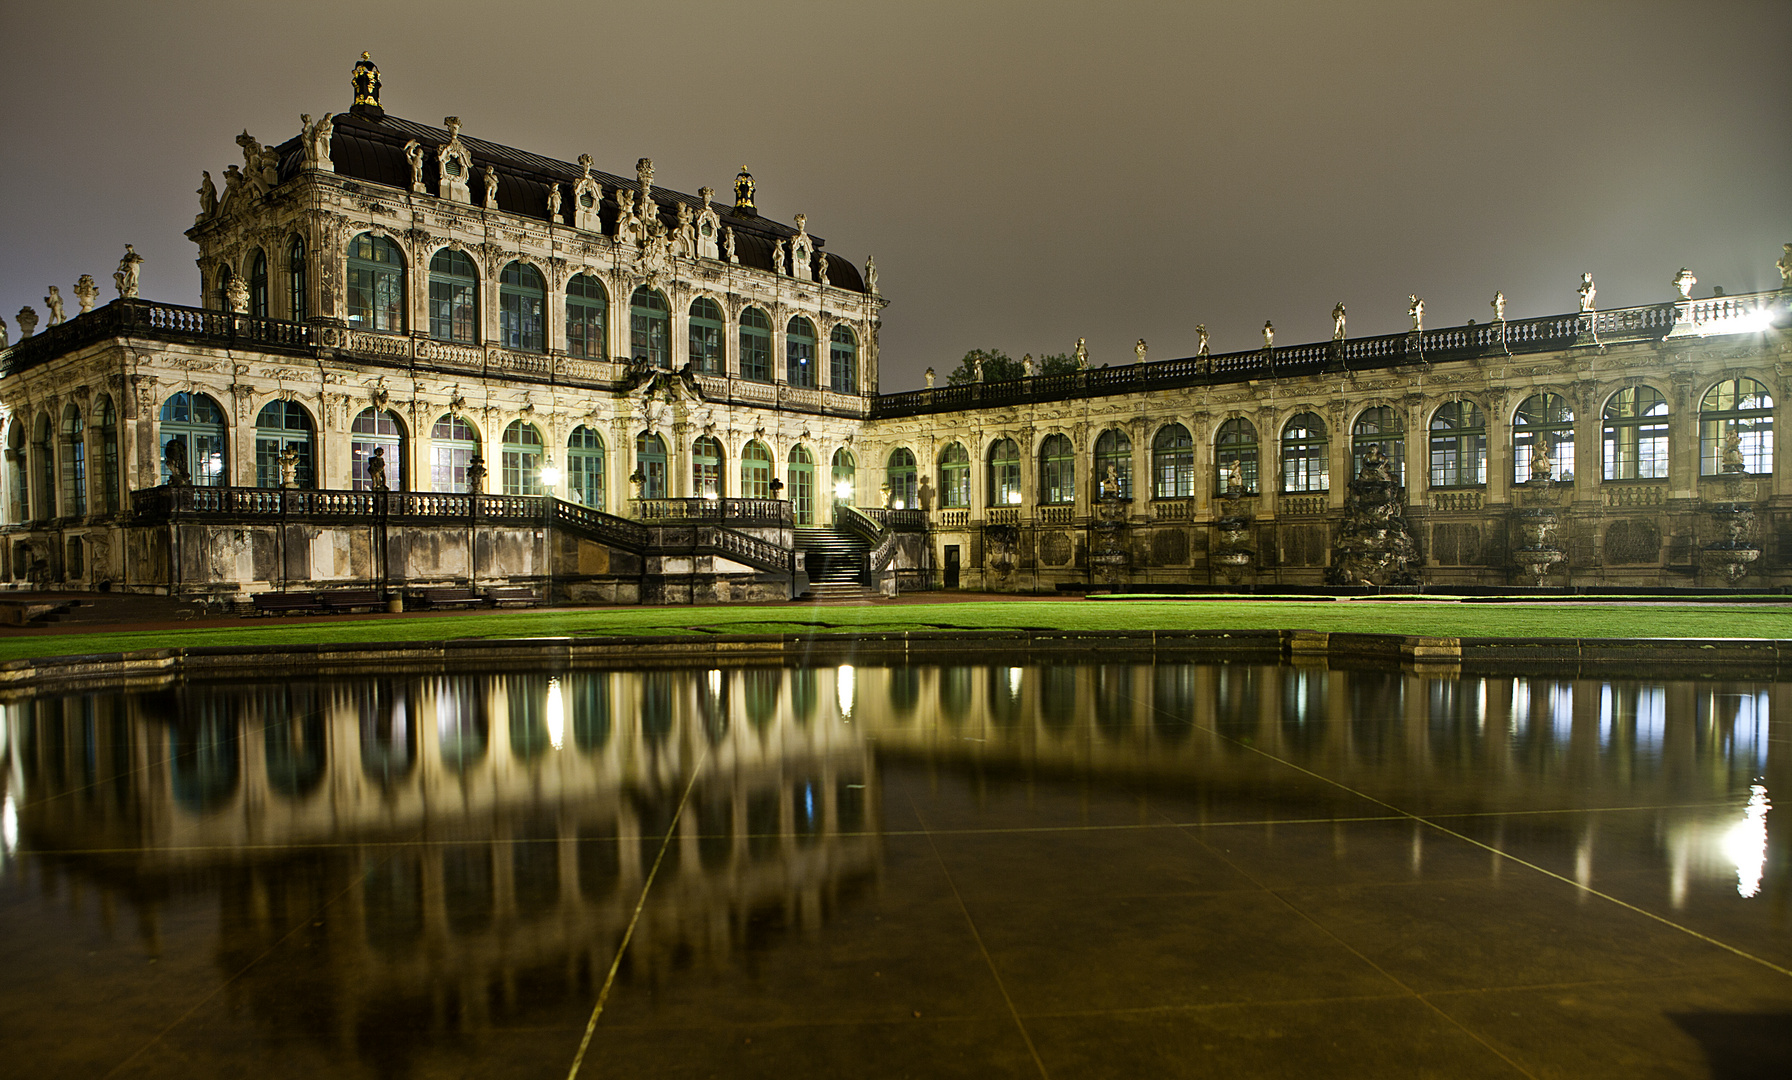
[1,1,1787,390]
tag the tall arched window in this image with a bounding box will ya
[787,445,816,523]
[351,408,406,491]
[213,264,234,312]
[1094,428,1132,499]
[286,235,307,321]
[741,440,773,498]
[248,249,269,319]
[59,404,86,517]
[92,396,118,513]
[635,432,668,498]
[831,447,856,508]
[629,286,670,368]
[428,249,478,342]
[1153,423,1194,499]
[566,274,608,359]
[689,297,724,375]
[1039,434,1074,504]
[886,447,917,509]
[829,325,858,394]
[7,420,27,523]
[501,421,544,495]
[786,317,817,388]
[693,436,724,498]
[1514,393,1575,483]
[1352,406,1404,485]
[255,400,315,489]
[1700,378,1774,476]
[159,393,228,487]
[1603,386,1669,481]
[1214,418,1258,495]
[499,262,545,353]
[1429,401,1486,488]
[31,414,54,518]
[1281,412,1328,492]
[346,233,404,332]
[566,427,605,508]
[430,414,480,493]
[939,443,971,508]
[738,306,773,382]
[988,439,1021,506]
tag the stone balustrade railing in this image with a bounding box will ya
[1037,505,1074,526]
[632,497,792,525]
[1604,484,1666,508]
[1429,490,1485,512]
[860,508,927,531]
[1279,494,1329,517]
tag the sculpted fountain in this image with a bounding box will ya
[1325,444,1420,586]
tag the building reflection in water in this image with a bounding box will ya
[0,660,1782,1069]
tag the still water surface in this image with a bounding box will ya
[1,662,1786,1078]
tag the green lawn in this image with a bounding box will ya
[3,598,1791,663]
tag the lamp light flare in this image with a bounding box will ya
[546,676,565,751]
[1725,784,1770,898]
[836,664,855,718]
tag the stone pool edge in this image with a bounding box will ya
[2,628,1788,693]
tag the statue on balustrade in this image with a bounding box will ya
[278,445,301,488]
[1023,353,1037,376]
[1491,291,1506,321]
[1357,442,1391,482]
[44,286,64,327]
[1673,267,1697,300]
[1528,438,1553,482]
[1777,244,1791,289]
[1407,295,1424,331]
[1721,427,1747,473]
[1262,321,1274,349]
[1332,302,1347,342]
[164,438,190,486]
[1074,337,1088,368]
[196,171,217,220]
[924,367,935,389]
[466,454,487,494]
[1135,339,1148,363]
[368,447,389,491]
[74,275,99,314]
[0,314,9,348]
[1100,464,1122,501]
[1223,457,1243,493]
[404,140,426,189]
[1194,324,1209,357]
[114,244,143,299]
[1578,273,1597,312]
[15,307,37,339]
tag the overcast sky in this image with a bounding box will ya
[1,0,1787,390]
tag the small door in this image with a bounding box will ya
[944,545,961,589]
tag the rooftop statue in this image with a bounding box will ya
[1673,267,1697,300]
[1262,321,1274,349]
[547,183,562,222]
[1074,337,1088,368]
[1491,291,1506,321]
[1194,324,1209,357]
[1777,243,1791,288]
[483,165,499,207]
[403,140,425,189]
[865,256,878,293]
[73,275,98,314]
[351,51,381,109]
[196,170,217,220]
[1023,353,1037,376]
[44,286,64,327]
[15,307,37,339]
[0,314,7,348]
[1407,295,1424,331]
[734,166,755,214]
[1332,302,1346,341]
[722,225,737,263]
[114,244,143,299]
[637,158,654,210]
[300,112,334,171]
[1135,338,1148,363]
[1578,272,1596,312]
[925,367,935,389]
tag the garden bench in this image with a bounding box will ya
[485,586,541,608]
[250,591,322,615]
[412,586,484,610]
[319,589,385,613]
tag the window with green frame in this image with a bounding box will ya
[1429,401,1486,487]
[286,235,307,321]
[59,404,86,517]
[1214,418,1258,494]
[1603,386,1669,481]
[831,447,856,507]
[988,439,1021,506]
[1039,433,1074,504]
[248,248,269,319]
[160,392,228,487]
[1094,428,1131,499]
[635,432,668,498]
[786,316,816,388]
[693,435,724,498]
[689,297,724,375]
[1513,393,1575,482]
[939,442,970,508]
[566,274,608,359]
[429,249,478,342]
[92,396,119,513]
[740,440,773,498]
[1280,412,1328,493]
[31,414,53,518]
[351,408,405,491]
[567,426,605,509]
[886,447,917,510]
[430,414,480,493]
[254,400,315,489]
[1153,423,1194,498]
[630,286,670,368]
[499,262,545,353]
[739,306,772,382]
[1352,406,1405,485]
[346,233,404,332]
[829,325,857,393]
[787,444,816,524]
[501,421,545,495]
[1699,378,1773,476]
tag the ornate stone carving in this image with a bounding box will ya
[1578,272,1597,312]
[694,187,721,260]
[0,314,8,348]
[73,275,98,314]
[1135,339,1148,363]
[573,154,603,232]
[722,225,737,264]
[1491,291,1506,321]
[196,170,218,221]
[674,202,695,257]
[14,307,35,339]
[791,214,813,281]
[482,165,499,209]
[1673,267,1696,300]
[1262,321,1275,349]
[637,158,655,214]
[404,139,426,192]
[1407,295,1424,332]
[437,118,473,203]
[114,244,143,299]
[43,287,64,327]
[734,166,755,215]
[226,277,249,314]
[300,112,334,171]
[1332,302,1346,342]
[546,183,562,223]
[865,255,878,294]
[236,130,280,199]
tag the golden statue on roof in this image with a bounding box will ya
[352,52,381,109]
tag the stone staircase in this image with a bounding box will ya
[793,526,876,602]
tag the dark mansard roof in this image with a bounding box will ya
[270,111,867,294]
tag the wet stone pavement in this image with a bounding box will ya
[0,662,1787,1078]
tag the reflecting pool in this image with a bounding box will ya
[1,662,1787,1078]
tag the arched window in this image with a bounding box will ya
[255,400,315,489]
[1352,406,1404,485]
[738,306,773,383]
[566,274,608,359]
[160,393,228,487]
[5,420,25,523]
[635,432,667,498]
[1153,423,1194,499]
[787,445,816,523]
[566,427,605,509]
[351,408,405,491]
[787,316,817,388]
[1603,387,1669,481]
[92,396,118,513]
[988,439,1021,506]
[1094,428,1132,499]
[629,286,670,368]
[1700,378,1774,476]
[830,325,858,394]
[346,233,404,332]
[939,443,971,508]
[689,298,724,375]
[59,404,86,517]
[886,448,917,509]
[501,421,544,495]
[1429,401,1486,488]
[430,414,480,493]
[1039,434,1074,504]
[248,248,269,319]
[31,414,54,518]
[740,440,773,498]
[1281,412,1328,493]
[1514,393,1575,483]
[428,249,478,343]
[831,447,856,508]
[499,262,545,353]
[213,264,234,312]
[693,436,724,498]
[1214,418,1258,495]
[286,235,307,321]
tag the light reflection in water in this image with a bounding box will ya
[1726,784,1770,898]
[546,677,565,751]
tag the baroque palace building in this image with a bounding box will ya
[2,55,1790,603]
